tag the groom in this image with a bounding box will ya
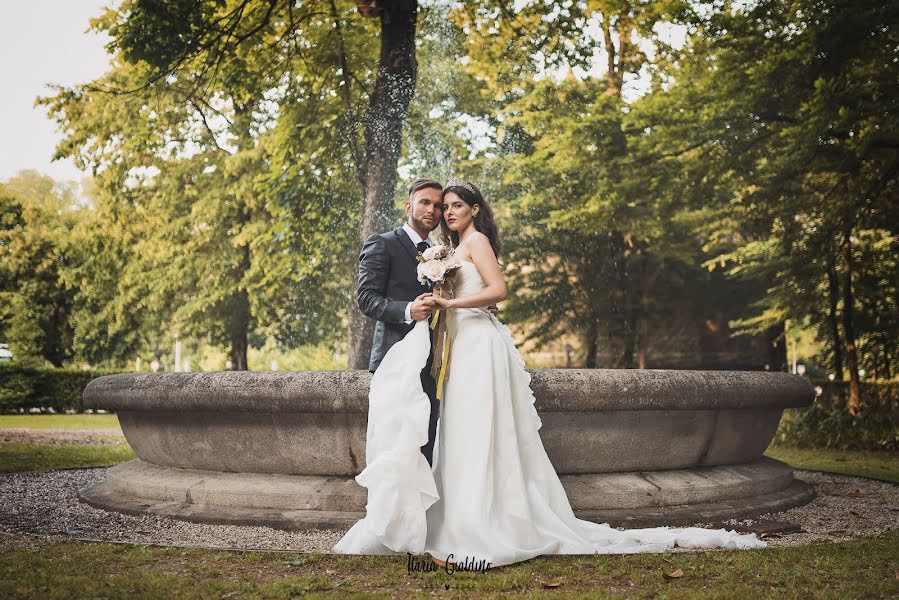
[356,178,443,465]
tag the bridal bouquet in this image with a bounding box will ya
[415,244,460,401]
[416,244,462,287]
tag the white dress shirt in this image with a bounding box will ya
[402,222,431,323]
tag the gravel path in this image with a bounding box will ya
[0,468,344,552]
[705,470,899,546]
[0,468,895,553]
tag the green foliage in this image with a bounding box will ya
[774,382,899,451]
[16,0,897,379]
[647,0,899,376]
[0,365,122,413]
[0,173,81,367]
[37,0,384,366]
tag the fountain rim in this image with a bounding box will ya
[83,369,815,413]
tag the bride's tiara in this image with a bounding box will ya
[444,178,479,198]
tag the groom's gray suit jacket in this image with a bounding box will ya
[357,227,433,372]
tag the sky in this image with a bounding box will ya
[0,0,113,186]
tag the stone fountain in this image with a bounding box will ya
[80,369,814,529]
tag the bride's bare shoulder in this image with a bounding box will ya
[467,231,491,249]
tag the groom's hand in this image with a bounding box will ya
[410,293,436,321]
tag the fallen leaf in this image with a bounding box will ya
[664,568,684,579]
[846,490,864,498]
[542,580,562,588]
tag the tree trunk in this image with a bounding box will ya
[584,320,599,368]
[600,14,620,97]
[765,322,788,372]
[229,290,250,371]
[347,0,419,369]
[229,241,251,371]
[840,227,861,415]
[48,294,66,368]
[635,250,648,369]
[636,328,647,368]
[826,259,844,380]
[621,294,637,369]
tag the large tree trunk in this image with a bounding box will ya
[826,258,844,380]
[347,0,419,369]
[840,227,861,415]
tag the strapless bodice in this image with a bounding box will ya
[450,260,486,299]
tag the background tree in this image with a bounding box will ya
[0,172,80,366]
[634,0,899,409]
[54,0,421,369]
[450,0,753,368]
[40,0,393,368]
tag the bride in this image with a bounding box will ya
[333,179,765,567]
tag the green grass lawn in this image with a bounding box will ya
[1,530,896,599]
[0,413,121,429]
[765,446,899,482]
[0,442,135,473]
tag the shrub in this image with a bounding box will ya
[0,365,123,413]
[773,381,899,451]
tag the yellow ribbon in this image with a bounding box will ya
[428,284,452,401]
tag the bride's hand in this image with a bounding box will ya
[431,294,454,310]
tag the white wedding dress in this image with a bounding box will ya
[334,260,765,566]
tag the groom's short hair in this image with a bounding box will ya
[408,178,442,197]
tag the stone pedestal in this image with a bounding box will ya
[80,369,815,528]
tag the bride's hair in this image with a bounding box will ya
[439,181,501,258]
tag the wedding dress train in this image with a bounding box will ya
[333,260,764,566]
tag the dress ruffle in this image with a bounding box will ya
[333,320,439,555]
[490,315,543,432]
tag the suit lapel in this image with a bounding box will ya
[395,227,419,262]
[394,227,432,291]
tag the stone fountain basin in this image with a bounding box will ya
[80,369,815,529]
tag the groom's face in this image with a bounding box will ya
[406,188,443,232]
